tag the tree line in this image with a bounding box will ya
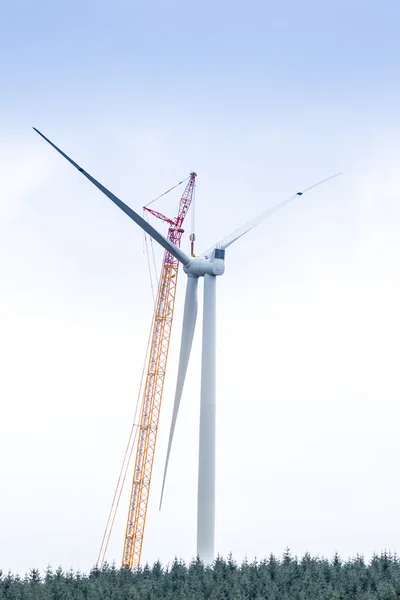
[1,550,400,599]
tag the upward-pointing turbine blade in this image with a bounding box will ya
[159,275,199,509]
[202,172,343,255]
[33,128,191,267]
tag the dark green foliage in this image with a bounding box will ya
[1,552,400,600]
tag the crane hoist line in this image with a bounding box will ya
[118,172,196,569]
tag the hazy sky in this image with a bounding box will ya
[1,0,400,576]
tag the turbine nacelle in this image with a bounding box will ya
[184,247,226,277]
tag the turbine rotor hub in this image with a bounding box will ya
[184,252,225,277]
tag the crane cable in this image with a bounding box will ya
[144,211,160,290]
[144,232,156,304]
[144,176,189,208]
[97,324,153,567]
[143,211,159,305]
[97,220,159,567]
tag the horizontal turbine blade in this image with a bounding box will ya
[160,275,199,509]
[33,128,191,267]
[202,172,343,255]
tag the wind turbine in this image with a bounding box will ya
[33,127,342,564]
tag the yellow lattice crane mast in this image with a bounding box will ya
[117,173,196,568]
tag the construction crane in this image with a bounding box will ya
[98,172,197,570]
[122,172,197,568]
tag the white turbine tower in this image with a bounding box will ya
[34,127,342,564]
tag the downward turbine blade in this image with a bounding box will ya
[159,275,199,509]
[203,172,343,255]
[33,128,191,267]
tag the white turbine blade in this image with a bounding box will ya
[33,128,191,267]
[159,275,199,509]
[202,172,343,255]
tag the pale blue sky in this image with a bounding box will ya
[2,1,400,127]
[1,0,400,576]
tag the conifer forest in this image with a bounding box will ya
[2,551,400,600]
